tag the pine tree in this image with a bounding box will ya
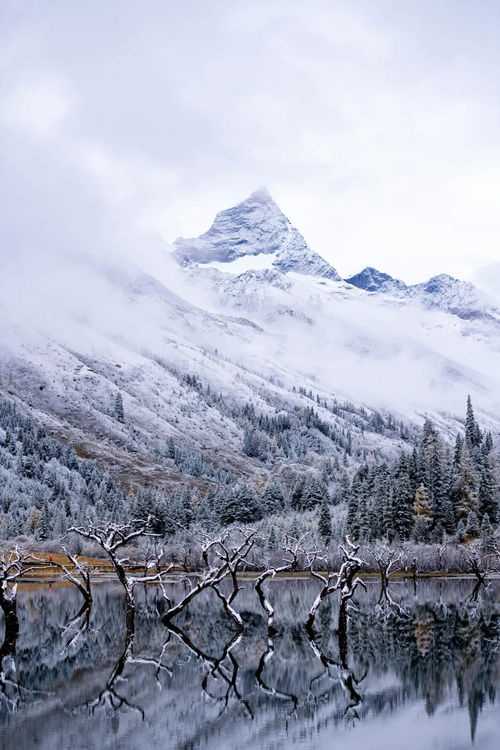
[413,484,432,542]
[167,436,176,459]
[267,526,277,550]
[37,501,51,541]
[466,510,480,537]
[483,431,493,455]
[478,458,498,524]
[357,494,370,541]
[480,515,497,555]
[318,498,332,546]
[453,433,464,467]
[371,465,390,539]
[465,395,481,449]
[261,481,286,515]
[219,483,263,525]
[301,475,329,511]
[25,507,41,536]
[453,443,480,521]
[114,392,125,423]
[393,470,414,540]
[455,518,467,543]
[346,477,359,539]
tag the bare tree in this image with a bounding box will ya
[305,625,363,717]
[0,548,44,712]
[0,547,40,655]
[465,544,491,601]
[254,534,307,634]
[161,528,256,627]
[255,632,298,712]
[165,619,253,717]
[46,550,99,650]
[305,537,366,632]
[76,606,172,718]
[366,542,403,604]
[68,520,173,625]
[52,549,94,606]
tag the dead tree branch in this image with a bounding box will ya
[254,534,308,634]
[305,536,366,632]
[162,528,256,627]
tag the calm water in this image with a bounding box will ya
[0,578,499,750]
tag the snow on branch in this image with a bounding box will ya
[305,536,366,631]
[162,528,256,626]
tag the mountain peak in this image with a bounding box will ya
[345,266,499,323]
[346,267,407,293]
[173,189,341,280]
[247,185,275,203]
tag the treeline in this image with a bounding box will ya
[129,474,331,535]
[346,397,498,543]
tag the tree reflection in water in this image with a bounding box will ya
[0,579,498,749]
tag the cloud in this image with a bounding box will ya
[473,262,500,305]
[1,0,499,290]
[1,71,76,138]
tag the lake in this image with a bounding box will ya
[0,578,499,750]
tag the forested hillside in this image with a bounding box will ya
[0,393,497,548]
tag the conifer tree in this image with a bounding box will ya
[393,470,414,540]
[318,497,332,546]
[480,515,497,555]
[167,436,176,459]
[465,395,481,449]
[114,392,125,423]
[478,458,498,524]
[466,510,480,537]
[290,476,306,511]
[413,484,432,542]
[455,518,467,543]
[346,480,359,539]
[453,443,480,521]
[37,501,51,541]
[302,475,329,510]
[261,481,286,515]
[220,483,263,525]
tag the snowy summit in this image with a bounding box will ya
[174,188,341,280]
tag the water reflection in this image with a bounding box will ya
[0,579,498,749]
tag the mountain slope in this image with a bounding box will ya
[1,189,499,499]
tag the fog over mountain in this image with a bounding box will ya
[1,186,499,490]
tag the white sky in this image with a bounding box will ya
[1,0,499,298]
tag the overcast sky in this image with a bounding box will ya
[1,0,499,297]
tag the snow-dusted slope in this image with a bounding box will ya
[1,188,499,489]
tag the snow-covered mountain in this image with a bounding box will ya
[1,187,499,492]
[346,267,500,324]
[174,187,340,280]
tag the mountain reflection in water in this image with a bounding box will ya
[0,578,499,750]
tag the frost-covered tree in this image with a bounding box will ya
[318,498,332,546]
[261,480,286,515]
[219,483,263,526]
[466,511,480,538]
[114,392,125,423]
